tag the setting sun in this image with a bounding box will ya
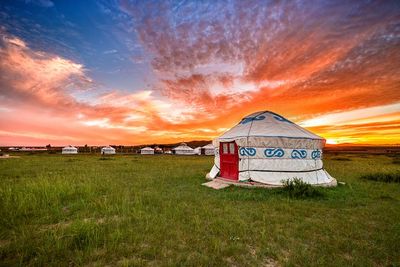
[326,139,338,145]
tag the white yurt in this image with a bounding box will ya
[201,144,215,155]
[101,146,116,155]
[140,147,154,155]
[207,111,336,186]
[172,143,194,155]
[154,146,163,154]
[193,147,202,155]
[62,145,78,154]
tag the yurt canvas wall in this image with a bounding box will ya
[207,111,336,186]
[101,146,116,154]
[140,147,154,155]
[172,143,194,155]
[201,144,215,155]
[62,145,78,154]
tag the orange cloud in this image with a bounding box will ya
[1,0,400,146]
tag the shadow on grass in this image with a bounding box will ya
[214,179,337,202]
[392,159,400,165]
[99,157,115,161]
[360,172,400,183]
[65,158,81,162]
[331,157,352,161]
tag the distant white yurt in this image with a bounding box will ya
[201,144,215,155]
[140,147,154,155]
[172,143,194,155]
[193,147,201,155]
[101,146,116,155]
[154,146,163,154]
[207,111,336,186]
[62,145,78,154]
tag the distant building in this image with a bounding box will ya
[201,144,215,155]
[172,143,194,155]
[101,146,116,155]
[140,147,154,155]
[154,146,163,154]
[193,147,201,155]
[62,145,78,154]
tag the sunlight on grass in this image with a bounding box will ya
[0,154,399,266]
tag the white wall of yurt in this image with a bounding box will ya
[101,146,116,154]
[140,147,154,154]
[201,144,215,155]
[172,143,194,155]
[62,145,78,154]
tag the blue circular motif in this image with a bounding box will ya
[264,148,284,157]
[291,149,307,159]
[239,147,256,156]
[273,115,292,123]
[311,149,321,159]
[240,115,266,125]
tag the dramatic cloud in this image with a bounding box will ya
[1,0,400,145]
[0,31,225,145]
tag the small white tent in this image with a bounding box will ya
[207,111,336,186]
[140,147,154,155]
[62,145,78,154]
[201,144,215,155]
[193,147,201,155]
[154,146,163,154]
[172,143,194,155]
[101,146,116,155]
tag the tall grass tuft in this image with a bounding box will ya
[281,178,324,199]
[360,172,400,183]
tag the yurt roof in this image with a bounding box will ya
[219,111,323,141]
[140,147,154,150]
[173,144,193,151]
[202,144,214,149]
[102,146,115,150]
[63,145,77,149]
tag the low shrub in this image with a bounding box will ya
[281,178,324,198]
[360,172,400,183]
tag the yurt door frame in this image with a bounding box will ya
[219,142,239,180]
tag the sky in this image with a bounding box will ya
[0,0,399,146]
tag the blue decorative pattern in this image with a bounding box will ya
[264,148,284,157]
[311,149,321,159]
[239,147,256,156]
[273,114,293,123]
[291,149,307,159]
[240,115,266,124]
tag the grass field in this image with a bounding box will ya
[0,153,399,266]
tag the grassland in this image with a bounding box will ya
[0,153,399,266]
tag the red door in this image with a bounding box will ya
[219,142,239,180]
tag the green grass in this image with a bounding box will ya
[0,153,399,266]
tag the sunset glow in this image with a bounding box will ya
[0,1,399,146]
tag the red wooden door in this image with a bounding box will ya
[219,142,239,180]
